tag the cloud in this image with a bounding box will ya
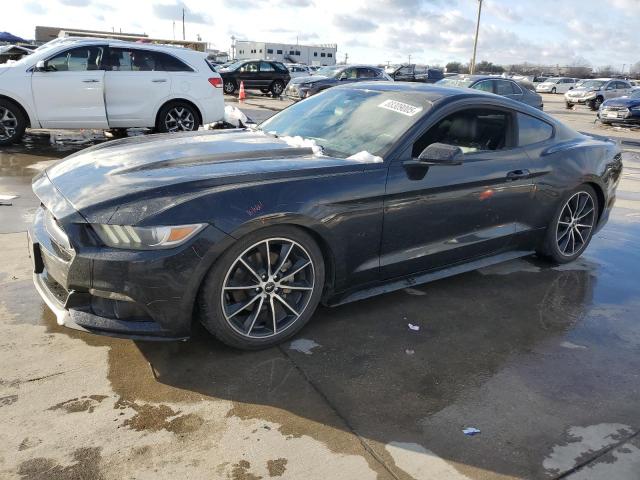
[280,0,314,6]
[152,1,212,25]
[333,14,378,32]
[58,0,91,5]
[24,2,47,14]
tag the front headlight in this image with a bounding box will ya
[92,224,206,250]
[584,92,596,99]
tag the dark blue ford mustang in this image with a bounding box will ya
[599,89,640,124]
[30,83,622,349]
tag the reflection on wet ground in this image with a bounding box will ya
[1,131,640,478]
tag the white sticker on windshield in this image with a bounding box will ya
[378,99,423,116]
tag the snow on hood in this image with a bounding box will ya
[280,135,323,155]
[346,151,383,163]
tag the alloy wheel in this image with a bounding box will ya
[221,238,315,338]
[272,82,284,95]
[164,106,195,132]
[0,107,18,141]
[556,191,596,257]
[224,81,236,94]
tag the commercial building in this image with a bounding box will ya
[234,40,337,66]
[34,26,207,52]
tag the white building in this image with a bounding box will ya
[234,40,337,66]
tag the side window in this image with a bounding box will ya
[495,80,516,95]
[471,80,492,92]
[341,68,356,79]
[259,61,274,72]
[398,66,412,75]
[108,48,157,71]
[272,62,288,73]
[155,52,193,72]
[357,68,376,79]
[240,62,258,73]
[605,82,615,90]
[47,46,105,71]
[518,113,553,146]
[412,108,511,156]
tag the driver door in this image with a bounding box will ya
[237,61,260,87]
[380,105,536,278]
[31,45,108,128]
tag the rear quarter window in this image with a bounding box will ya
[518,112,553,146]
[156,52,194,72]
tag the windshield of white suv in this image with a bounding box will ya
[259,88,429,158]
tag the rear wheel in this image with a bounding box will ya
[223,80,236,95]
[198,226,325,349]
[156,101,199,133]
[0,99,26,145]
[538,185,598,264]
[270,80,285,97]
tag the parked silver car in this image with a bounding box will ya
[565,78,633,110]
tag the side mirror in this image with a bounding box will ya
[35,60,46,72]
[416,143,464,165]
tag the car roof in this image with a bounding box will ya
[37,36,204,57]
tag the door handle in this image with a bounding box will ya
[152,79,168,83]
[82,79,100,83]
[506,169,531,180]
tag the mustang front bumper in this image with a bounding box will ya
[29,178,234,341]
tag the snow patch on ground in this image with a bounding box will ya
[289,338,321,355]
[223,105,250,127]
[385,442,471,479]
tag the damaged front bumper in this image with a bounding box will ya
[29,174,233,341]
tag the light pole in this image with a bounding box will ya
[470,0,483,74]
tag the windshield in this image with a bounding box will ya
[259,88,428,158]
[436,77,475,88]
[315,65,341,77]
[581,80,606,89]
[223,60,246,71]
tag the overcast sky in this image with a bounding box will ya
[10,0,640,69]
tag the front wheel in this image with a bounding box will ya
[565,102,573,109]
[156,102,199,133]
[538,185,598,264]
[551,87,556,94]
[590,96,603,111]
[198,226,325,349]
[0,99,26,146]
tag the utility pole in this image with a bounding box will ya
[172,21,175,40]
[344,52,348,64]
[408,54,411,65]
[182,8,185,40]
[470,0,483,74]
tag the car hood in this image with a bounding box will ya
[290,75,331,85]
[40,130,366,224]
[603,97,640,108]
[569,87,598,94]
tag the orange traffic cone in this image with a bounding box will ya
[238,81,246,102]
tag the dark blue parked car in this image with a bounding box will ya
[599,89,640,125]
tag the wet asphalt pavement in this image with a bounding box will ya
[1,94,640,479]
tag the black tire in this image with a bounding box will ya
[260,88,270,94]
[106,128,128,138]
[0,99,27,145]
[155,101,199,133]
[223,79,236,95]
[270,80,285,97]
[565,102,573,109]
[537,185,599,264]
[198,225,325,350]
[551,87,556,94]
[590,96,603,111]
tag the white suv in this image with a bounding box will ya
[535,77,577,94]
[0,38,224,145]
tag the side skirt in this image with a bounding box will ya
[325,250,535,307]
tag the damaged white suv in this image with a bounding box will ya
[0,37,225,145]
